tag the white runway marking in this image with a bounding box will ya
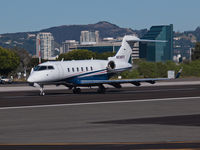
[0,96,200,110]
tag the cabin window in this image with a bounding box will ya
[90,66,93,71]
[72,68,74,72]
[77,67,79,72]
[86,67,88,71]
[67,68,70,72]
[48,66,54,70]
[38,66,47,71]
[81,67,84,72]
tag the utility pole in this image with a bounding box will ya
[38,39,41,64]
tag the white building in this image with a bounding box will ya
[36,32,54,60]
[80,30,99,45]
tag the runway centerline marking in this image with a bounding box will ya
[0,96,200,110]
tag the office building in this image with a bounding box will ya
[61,40,79,54]
[80,31,99,45]
[139,24,173,62]
[132,42,139,60]
[36,32,54,60]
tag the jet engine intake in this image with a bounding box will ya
[107,61,116,71]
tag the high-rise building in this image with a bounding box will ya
[139,24,173,62]
[132,42,139,60]
[61,40,79,54]
[36,32,54,60]
[80,30,99,45]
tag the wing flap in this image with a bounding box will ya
[79,78,170,85]
[79,68,182,86]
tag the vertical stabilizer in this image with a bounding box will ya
[108,35,166,63]
[110,35,139,63]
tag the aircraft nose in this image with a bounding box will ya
[27,75,34,83]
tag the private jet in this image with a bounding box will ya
[27,35,181,95]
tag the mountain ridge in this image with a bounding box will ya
[0,21,139,54]
[0,22,199,55]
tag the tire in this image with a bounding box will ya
[97,88,105,94]
[39,92,45,96]
[73,88,81,94]
[76,88,81,94]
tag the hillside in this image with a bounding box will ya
[41,21,136,44]
[0,22,199,56]
[0,21,138,54]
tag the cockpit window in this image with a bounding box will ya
[38,66,47,71]
[33,66,40,71]
[48,66,54,70]
[34,66,47,71]
[33,65,54,71]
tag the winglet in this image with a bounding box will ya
[175,68,183,79]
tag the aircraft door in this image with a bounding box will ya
[55,63,64,80]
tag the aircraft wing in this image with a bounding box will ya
[79,68,182,86]
[79,77,169,86]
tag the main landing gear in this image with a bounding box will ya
[38,85,106,95]
[72,85,106,94]
[97,84,106,94]
[73,87,81,94]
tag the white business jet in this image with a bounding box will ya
[27,35,181,95]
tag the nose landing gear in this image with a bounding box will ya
[39,85,45,96]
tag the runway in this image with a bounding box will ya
[0,83,200,149]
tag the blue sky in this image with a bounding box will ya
[0,0,199,34]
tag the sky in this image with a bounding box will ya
[0,0,199,34]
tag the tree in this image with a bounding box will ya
[95,52,116,60]
[57,49,96,60]
[27,58,48,71]
[0,47,20,75]
[137,60,157,78]
[192,42,200,60]
[58,50,116,61]
[120,69,139,79]
[155,62,167,77]
[13,47,32,73]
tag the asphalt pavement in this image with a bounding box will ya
[0,83,200,149]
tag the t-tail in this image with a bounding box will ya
[109,35,167,63]
[112,35,135,63]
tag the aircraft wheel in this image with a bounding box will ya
[73,88,81,94]
[97,88,105,94]
[39,92,45,96]
[76,88,81,94]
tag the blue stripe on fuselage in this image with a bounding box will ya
[65,66,132,84]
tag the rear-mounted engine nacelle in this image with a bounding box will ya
[107,61,116,70]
